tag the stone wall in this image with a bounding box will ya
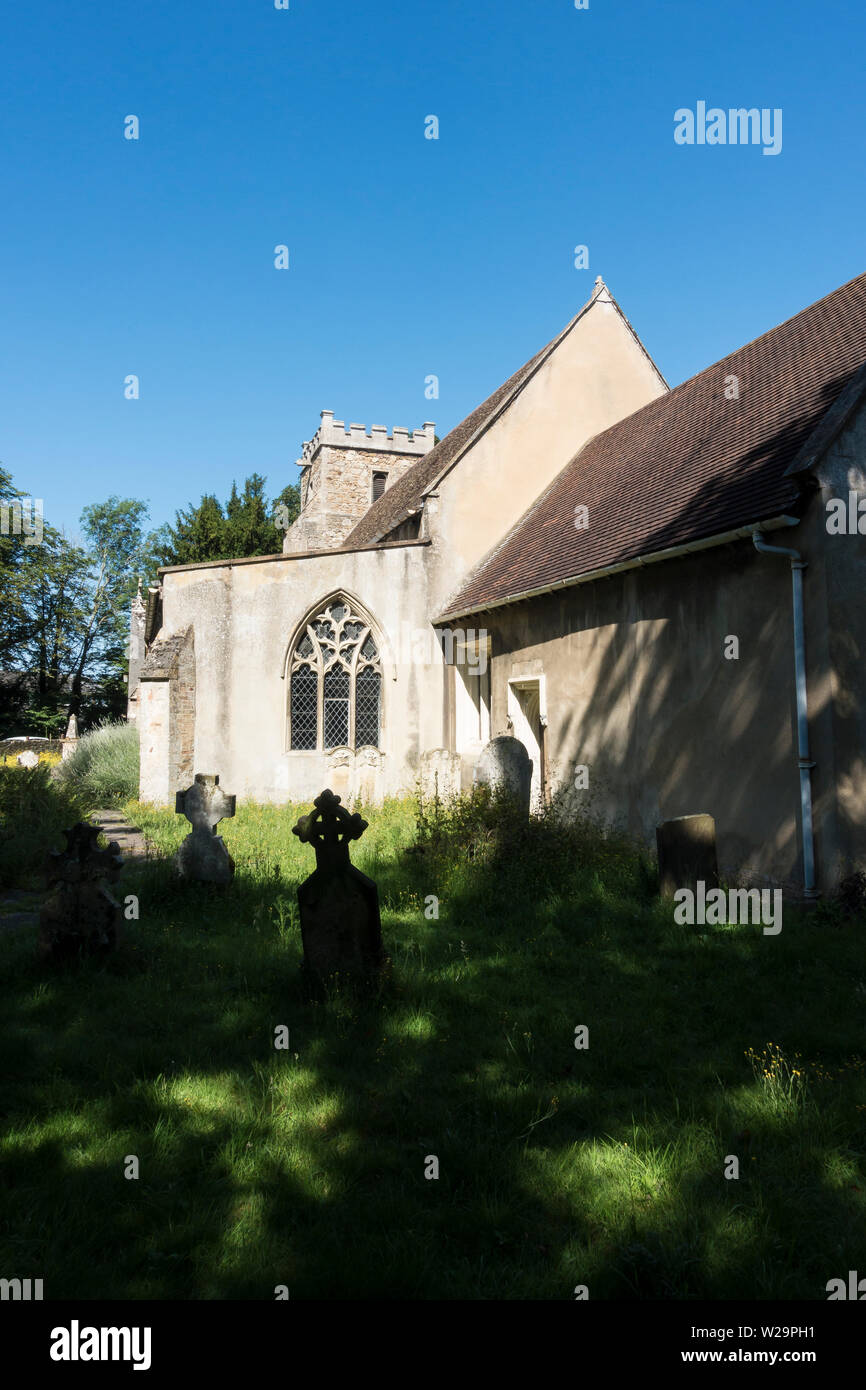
[284,412,435,554]
[171,631,196,791]
[138,627,196,803]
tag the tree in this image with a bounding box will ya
[63,497,158,721]
[154,493,226,567]
[273,482,301,537]
[156,476,301,567]
[224,473,270,556]
[2,474,162,731]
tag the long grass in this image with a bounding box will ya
[0,764,90,892]
[0,783,863,1299]
[54,719,139,807]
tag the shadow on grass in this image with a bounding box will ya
[0,806,864,1299]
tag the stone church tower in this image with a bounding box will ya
[283,410,436,553]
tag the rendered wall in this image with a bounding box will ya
[482,535,828,894]
[145,542,446,805]
[811,397,866,881]
[429,290,668,618]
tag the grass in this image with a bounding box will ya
[0,764,90,892]
[0,783,864,1299]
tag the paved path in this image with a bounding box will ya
[89,809,150,863]
[0,810,152,933]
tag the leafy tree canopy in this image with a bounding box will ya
[156,474,300,567]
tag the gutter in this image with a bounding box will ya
[752,528,819,899]
[436,513,801,623]
[157,537,430,577]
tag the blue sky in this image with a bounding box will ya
[2,0,864,537]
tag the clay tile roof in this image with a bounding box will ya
[440,271,866,619]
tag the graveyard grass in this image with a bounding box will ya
[1,780,865,1299]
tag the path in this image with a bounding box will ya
[88,809,149,863]
[0,810,152,933]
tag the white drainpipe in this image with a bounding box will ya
[752,530,818,897]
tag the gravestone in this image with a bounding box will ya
[292,788,383,985]
[474,736,532,816]
[38,822,123,961]
[17,750,39,769]
[174,773,236,884]
[656,813,719,897]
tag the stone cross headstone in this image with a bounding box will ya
[38,822,123,961]
[656,813,719,898]
[17,749,39,769]
[292,788,383,985]
[474,736,532,817]
[174,773,236,884]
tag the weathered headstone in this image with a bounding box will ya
[174,773,236,884]
[656,813,719,898]
[474,736,532,816]
[292,788,383,985]
[38,823,123,961]
[17,749,39,769]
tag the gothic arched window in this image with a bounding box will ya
[288,598,382,751]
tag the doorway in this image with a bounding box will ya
[507,678,545,810]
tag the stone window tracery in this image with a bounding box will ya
[288,599,382,751]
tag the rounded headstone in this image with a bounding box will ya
[656,813,719,898]
[474,736,532,816]
[17,750,39,769]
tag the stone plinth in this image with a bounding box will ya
[61,713,79,761]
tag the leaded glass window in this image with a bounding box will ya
[288,599,383,750]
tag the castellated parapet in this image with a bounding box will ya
[284,409,436,555]
[298,411,436,467]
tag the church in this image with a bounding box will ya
[129,272,866,899]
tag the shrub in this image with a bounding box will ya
[0,764,89,890]
[837,870,866,919]
[54,719,139,807]
[412,780,652,902]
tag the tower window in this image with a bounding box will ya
[372,471,388,502]
[288,599,383,751]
